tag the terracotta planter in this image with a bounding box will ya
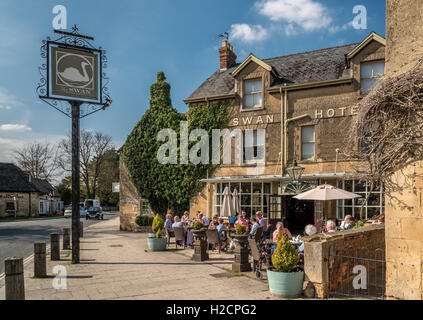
[267,269,304,298]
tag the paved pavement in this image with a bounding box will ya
[0,212,118,274]
[0,216,284,300]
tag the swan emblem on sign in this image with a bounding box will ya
[58,62,90,83]
[56,53,94,89]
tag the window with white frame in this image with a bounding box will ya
[214,182,272,218]
[243,79,263,109]
[337,179,384,220]
[141,200,150,216]
[301,126,315,160]
[361,61,385,94]
[243,130,265,163]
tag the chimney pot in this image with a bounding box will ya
[219,40,237,71]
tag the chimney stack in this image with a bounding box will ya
[219,40,237,71]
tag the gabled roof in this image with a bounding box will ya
[185,43,358,102]
[0,163,37,193]
[0,163,57,194]
[30,178,55,195]
[347,31,386,60]
[231,54,276,77]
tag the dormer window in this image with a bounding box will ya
[361,61,385,94]
[243,79,263,109]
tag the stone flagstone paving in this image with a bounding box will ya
[0,217,287,300]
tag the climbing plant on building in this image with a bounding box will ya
[123,72,233,216]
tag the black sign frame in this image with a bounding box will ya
[37,25,111,118]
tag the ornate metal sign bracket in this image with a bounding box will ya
[37,25,111,119]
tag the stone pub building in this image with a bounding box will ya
[185,32,386,233]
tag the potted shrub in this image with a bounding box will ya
[231,224,248,247]
[147,214,167,251]
[267,233,304,298]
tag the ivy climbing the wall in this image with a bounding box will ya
[123,72,233,216]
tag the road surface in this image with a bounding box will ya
[0,212,119,274]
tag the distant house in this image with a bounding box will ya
[0,163,63,217]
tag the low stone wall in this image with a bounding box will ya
[303,225,385,299]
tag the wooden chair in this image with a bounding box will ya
[173,227,186,249]
[165,228,175,246]
[206,229,221,254]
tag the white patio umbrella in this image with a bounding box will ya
[221,186,235,218]
[232,188,241,217]
[293,184,362,201]
[293,184,362,230]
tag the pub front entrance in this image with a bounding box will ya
[269,195,315,235]
[285,196,315,234]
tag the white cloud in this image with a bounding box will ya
[329,21,354,34]
[0,88,24,110]
[0,124,32,132]
[230,24,269,43]
[284,24,298,36]
[256,0,332,32]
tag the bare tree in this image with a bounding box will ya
[13,142,60,181]
[58,130,113,199]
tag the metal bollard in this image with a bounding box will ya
[50,232,60,261]
[5,257,25,300]
[34,242,47,278]
[80,222,83,238]
[63,228,71,250]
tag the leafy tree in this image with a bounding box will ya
[55,176,72,205]
[97,149,120,206]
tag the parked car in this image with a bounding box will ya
[64,206,87,218]
[86,207,103,220]
[84,199,101,210]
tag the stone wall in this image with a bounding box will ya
[0,192,39,217]
[119,156,142,231]
[303,225,385,299]
[385,0,423,300]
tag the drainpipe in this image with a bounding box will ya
[285,114,309,167]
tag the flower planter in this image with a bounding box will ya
[147,237,167,251]
[267,269,304,298]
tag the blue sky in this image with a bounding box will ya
[0,0,386,162]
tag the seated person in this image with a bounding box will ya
[256,211,268,238]
[271,222,293,254]
[212,215,219,226]
[373,214,385,225]
[326,220,337,233]
[229,215,238,226]
[199,213,210,227]
[340,215,355,230]
[299,224,318,252]
[234,215,249,231]
[216,218,228,249]
[172,216,186,230]
[249,217,260,238]
[164,213,174,236]
[208,221,217,230]
[273,221,292,243]
[181,211,190,223]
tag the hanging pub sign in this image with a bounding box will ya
[51,46,99,101]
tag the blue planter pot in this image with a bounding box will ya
[147,237,167,251]
[267,270,304,298]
